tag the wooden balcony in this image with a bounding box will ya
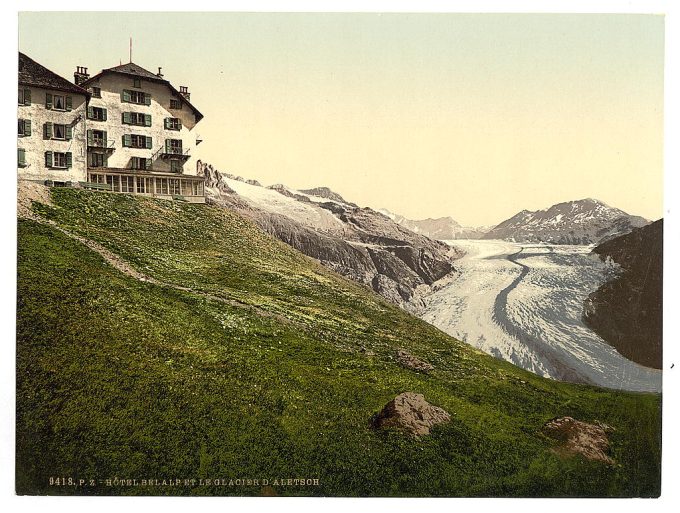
[87,139,116,152]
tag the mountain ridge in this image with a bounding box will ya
[378,208,490,240]
[483,198,649,244]
[199,161,460,312]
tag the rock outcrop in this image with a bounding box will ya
[583,219,663,368]
[372,392,450,437]
[542,417,615,464]
[396,349,434,372]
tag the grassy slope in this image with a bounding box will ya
[16,189,661,497]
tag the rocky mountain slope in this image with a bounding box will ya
[378,209,489,240]
[483,199,648,245]
[16,185,661,497]
[200,161,461,312]
[583,219,663,368]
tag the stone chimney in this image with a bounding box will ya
[179,86,191,101]
[74,66,89,86]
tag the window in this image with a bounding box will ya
[89,152,106,168]
[132,134,149,148]
[88,129,107,148]
[122,134,152,149]
[121,176,135,193]
[18,148,26,167]
[46,94,71,111]
[44,123,72,140]
[133,78,141,88]
[91,174,106,184]
[18,119,31,137]
[123,112,151,126]
[169,179,181,196]
[165,139,183,155]
[90,86,101,98]
[19,88,31,106]
[53,124,66,140]
[45,151,72,169]
[130,157,152,170]
[170,99,182,110]
[121,89,150,105]
[106,175,120,191]
[137,177,152,193]
[165,117,182,130]
[156,178,169,195]
[170,160,183,173]
[87,106,107,121]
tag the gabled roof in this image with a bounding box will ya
[105,62,165,82]
[82,61,204,122]
[18,52,89,97]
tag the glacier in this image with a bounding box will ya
[422,239,661,392]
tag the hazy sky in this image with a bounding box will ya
[19,12,664,226]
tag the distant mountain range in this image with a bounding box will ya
[482,199,649,245]
[377,209,490,240]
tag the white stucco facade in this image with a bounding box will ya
[17,55,205,203]
[84,73,201,175]
[17,86,88,183]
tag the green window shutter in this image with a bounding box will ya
[146,158,152,170]
[165,139,170,153]
[65,126,73,140]
[104,154,109,167]
[122,134,131,147]
[45,93,52,109]
[45,151,53,168]
[121,89,131,103]
[66,96,73,111]
[145,136,152,149]
[87,106,94,119]
[164,118,170,130]
[24,120,31,137]
[18,148,26,166]
[87,130,93,146]
[177,119,182,130]
[103,131,108,147]
[24,89,31,105]
[44,122,52,139]
[66,152,72,168]
[122,112,131,124]
[145,114,152,127]
[144,93,151,106]
[102,108,107,121]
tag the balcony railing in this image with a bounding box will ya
[88,139,116,152]
[157,146,191,160]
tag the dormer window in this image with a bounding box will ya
[133,78,141,88]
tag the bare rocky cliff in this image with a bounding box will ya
[198,161,459,312]
[582,219,663,368]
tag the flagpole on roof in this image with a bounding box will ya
[129,37,132,63]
